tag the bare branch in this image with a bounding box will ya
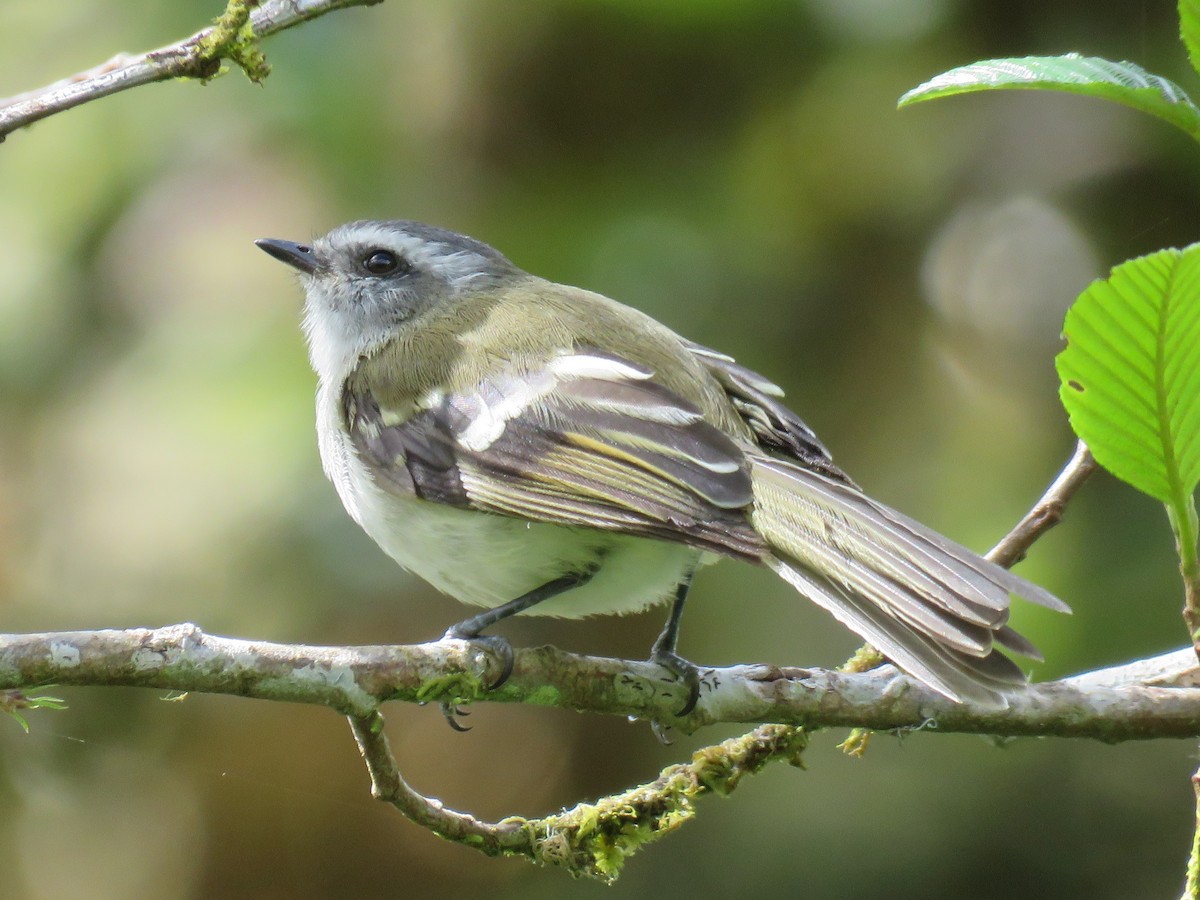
[348,712,530,855]
[0,0,383,142]
[1067,647,1200,689]
[988,440,1096,567]
[2,623,1197,742]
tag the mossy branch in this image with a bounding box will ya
[2,625,1199,880]
[351,712,807,882]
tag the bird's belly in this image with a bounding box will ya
[336,455,699,618]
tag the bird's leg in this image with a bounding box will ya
[440,570,593,729]
[649,569,703,719]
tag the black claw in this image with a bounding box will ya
[651,648,703,717]
[436,572,593,725]
[444,630,515,691]
[440,701,472,732]
[435,575,596,734]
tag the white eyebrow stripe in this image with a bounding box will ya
[433,249,492,288]
[320,224,490,289]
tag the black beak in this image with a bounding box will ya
[255,238,320,275]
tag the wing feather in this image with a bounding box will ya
[344,349,766,560]
[684,339,847,481]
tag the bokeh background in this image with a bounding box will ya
[2,1,1198,897]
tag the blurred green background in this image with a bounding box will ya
[1,1,1197,897]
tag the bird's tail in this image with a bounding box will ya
[749,455,1069,708]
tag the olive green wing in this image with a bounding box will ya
[344,348,765,559]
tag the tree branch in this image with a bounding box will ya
[987,440,1096,567]
[348,711,529,857]
[2,624,1197,741]
[349,711,807,881]
[0,0,383,142]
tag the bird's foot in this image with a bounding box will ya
[649,646,703,718]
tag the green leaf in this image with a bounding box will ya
[900,55,1200,144]
[1056,245,1200,505]
[1182,0,1200,80]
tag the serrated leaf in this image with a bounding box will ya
[900,55,1200,144]
[1056,245,1200,505]
[1182,0,1200,80]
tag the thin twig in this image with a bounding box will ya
[0,0,383,142]
[987,440,1096,567]
[348,712,528,855]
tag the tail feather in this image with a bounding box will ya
[768,471,1017,625]
[776,511,999,656]
[768,558,1025,707]
[751,455,1068,706]
[871,496,1070,614]
[994,624,1044,661]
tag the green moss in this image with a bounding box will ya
[836,645,883,756]
[840,643,885,673]
[838,727,872,757]
[196,0,271,84]
[521,685,563,707]
[522,724,808,882]
[415,672,486,707]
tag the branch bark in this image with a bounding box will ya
[2,623,1197,741]
[987,440,1096,567]
[0,0,383,142]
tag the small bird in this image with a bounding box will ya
[257,220,1068,713]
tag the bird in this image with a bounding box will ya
[256,219,1069,714]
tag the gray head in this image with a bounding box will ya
[257,219,520,383]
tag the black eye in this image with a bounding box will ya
[362,249,402,275]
